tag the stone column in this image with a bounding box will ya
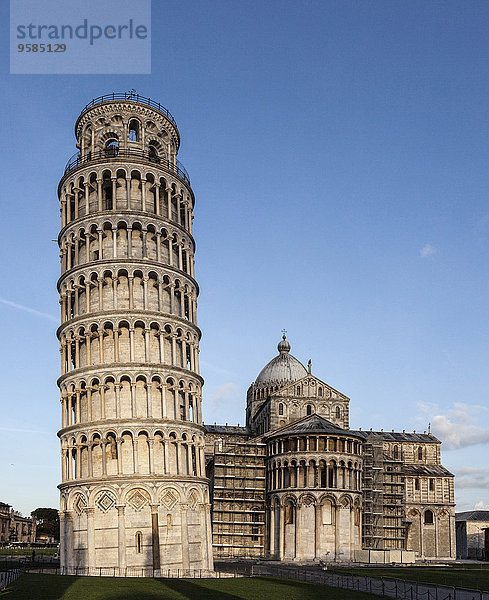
[100,385,106,420]
[101,442,107,475]
[166,187,172,218]
[269,505,275,557]
[129,328,135,361]
[158,331,165,363]
[130,382,136,417]
[115,383,121,419]
[147,383,153,418]
[73,190,79,219]
[127,227,133,257]
[155,184,161,216]
[141,178,147,211]
[65,511,74,573]
[133,436,139,473]
[111,178,117,210]
[84,182,89,215]
[180,505,190,571]
[143,277,149,309]
[58,511,66,572]
[156,232,161,261]
[161,385,167,419]
[97,228,103,258]
[97,179,103,211]
[148,439,155,474]
[128,276,134,308]
[279,504,285,560]
[126,177,131,209]
[74,236,79,265]
[117,438,123,474]
[61,449,67,481]
[114,329,119,362]
[75,390,81,423]
[171,335,176,366]
[86,507,95,573]
[87,443,93,478]
[87,387,92,421]
[99,329,105,364]
[315,502,321,559]
[98,277,103,310]
[178,244,183,271]
[116,506,126,575]
[85,283,91,313]
[61,395,67,428]
[151,504,161,572]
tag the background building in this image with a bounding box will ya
[0,503,10,544]
[0,503,36,545]
[456,511,489,560]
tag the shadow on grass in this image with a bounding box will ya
[162,578,245,600]
[0,573,77,599]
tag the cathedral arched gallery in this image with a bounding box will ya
[56,94,455,575]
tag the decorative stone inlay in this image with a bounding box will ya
[187,491,198,509]
[73,494,87,515]
[96,491,116,512]
[127,489,150,511]
[161,489,178,510]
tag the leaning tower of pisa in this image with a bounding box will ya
[56,93,213,575]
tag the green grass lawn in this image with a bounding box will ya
[337,566,489,591]
[0,573,381,600]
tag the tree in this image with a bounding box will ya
[31,508,59,540]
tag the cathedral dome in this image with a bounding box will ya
[255,336,307,385]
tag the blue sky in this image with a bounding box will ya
[1,0,489,515]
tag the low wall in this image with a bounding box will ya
[354,549,416,564]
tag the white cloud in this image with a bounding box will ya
[0,297,58,322]
[207,382,239,408]
[420,243,436,258]
[475,501,489,510]
[451,467,489,490]
[417,402,489,449]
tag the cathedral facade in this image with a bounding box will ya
[205,336,456,562]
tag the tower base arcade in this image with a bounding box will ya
[59,479,214,575]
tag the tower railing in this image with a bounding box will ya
[78,93,177,126]
[63,148,190,184]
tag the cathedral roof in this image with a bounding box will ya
[268,414,363,439]
[204,424,250,435]
[403,464,453,477]
[352,430,440,443]
[255,336,307,386]
[455,510,489,522]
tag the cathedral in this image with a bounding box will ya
[205,335,456,562]
[56,93,455,576]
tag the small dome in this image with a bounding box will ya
[277,335,291,354]
[255,337,307,385]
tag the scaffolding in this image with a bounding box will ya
[207,440,267,559]
[382,451,406,550]
[362,433,384,549]
[362,433,406,550]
